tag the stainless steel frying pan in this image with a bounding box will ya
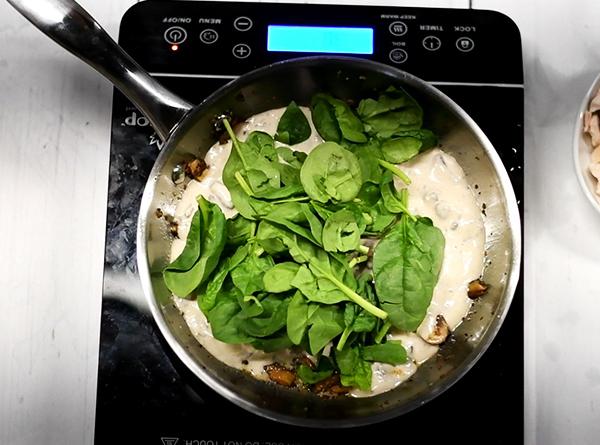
[9,0,521,427]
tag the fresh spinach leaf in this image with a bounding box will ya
[222,132,272,219]
[362,341,408,365]
[250,332,293,352]
[300,142,363,204]
[199,244,249,313]
[373,216,445,331]
[322,209,361,253]
[163,199,227,297]
[381,137,421,164]
[221,122,283,217]
[324,95,368,143]
[367,200,397,233]
[230,252,274,295]
[287,291,310,345]
[335,346,372,391]
[356,182,381,207]
[264,213,317,245]
[380,172,413,216]
[307,306,345,354]
[297,359,334,384]
[381,129,438,163]
[278,163,302,188]
[207,288,252,344]
[235,131,281,194]
[357,86,417,119]
[310,94,342,142]
[337,278,378,351]
[357,86,423,139]
[163,208,202,274]
[256,221,288,255]
[291,265,348,304]
[241,295,290,337]
[344,139,383,185]
[283,237,386,319]
[310,202,333,221]
[237,294,264,319]
[277,145,307,168]
[275,101,311,145]
[246,131,278,161]
[301,203,324,245]
[226,215,255,246]
[263,262,300,293]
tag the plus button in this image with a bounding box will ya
[232,43,251,59]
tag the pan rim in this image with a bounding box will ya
[136,55,522,427]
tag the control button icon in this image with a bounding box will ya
[389,21,408,36]
[232,43,251,59]
[422,35,441,51]
[199,29,219,44]
[456,37,475,52]
[164,26,188,44]
[389,48,408,64]
[234,16,253,31]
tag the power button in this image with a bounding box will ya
[164,26,188,44]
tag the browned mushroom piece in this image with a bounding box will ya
[264,363,296,387]
[425,315,450,345]
[183,158,208,181]
[296,354,316,370]
[468,279,489,299]
[311,374,351,397]
[328,384,351,396]
[312,374,339,394]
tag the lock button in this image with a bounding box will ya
[456,37,475,52]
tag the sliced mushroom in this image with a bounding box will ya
[425,315,450,345]
[184,158,208,181]
[468,279,489,299]
[312,374,350,396]
[264,363,296,387]
[296,353,316,370]
[328,384,351,395]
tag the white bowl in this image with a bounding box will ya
[574,72,600,214]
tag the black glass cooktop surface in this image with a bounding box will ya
[95,2,523,443]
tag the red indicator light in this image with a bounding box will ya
[171,44,179,51]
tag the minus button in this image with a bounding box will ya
[234,16,253,31]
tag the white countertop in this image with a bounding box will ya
[1,0,600,444]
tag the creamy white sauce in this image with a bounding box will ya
[174,298,296,381]
[354,149,484,397]
[169,108,484,397]
[349,332,437,397]
[398,149,485,338]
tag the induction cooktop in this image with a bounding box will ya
[96,1,523,443]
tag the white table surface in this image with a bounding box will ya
[1,0,599,444]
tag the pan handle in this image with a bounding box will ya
[7,0,193,140]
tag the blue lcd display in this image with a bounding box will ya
[267,25,374,54]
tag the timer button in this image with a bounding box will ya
[389,48,408,64]
[234,16,253,31]
[232,43,251,59]
[199,28,219,44]
[164,26,188,44]
[389,21,408,37]
[456,37,475,52]
[422,35,441,51]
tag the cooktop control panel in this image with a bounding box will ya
[121,0,523,84]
